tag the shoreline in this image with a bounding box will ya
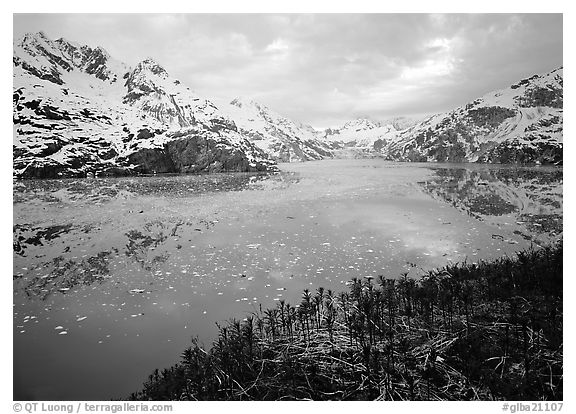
[129,242,563,401]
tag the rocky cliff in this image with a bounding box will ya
[13,32,276,178]
[382,68,563,164]
[219,98,333,162]
[13,32,563,176]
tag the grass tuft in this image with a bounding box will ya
[129,243,562,401]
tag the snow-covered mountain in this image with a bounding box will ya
[13,32,276,178]
[219,98,333,162]
[381,116,426,132]
[13,32,563,177]
[383,67,563,164]
[322,118,404,153]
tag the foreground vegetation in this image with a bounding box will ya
[130,243,563,401]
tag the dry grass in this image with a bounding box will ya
[129,242,562,401]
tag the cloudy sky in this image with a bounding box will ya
[13,13,563,128]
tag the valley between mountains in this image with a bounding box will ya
[13,32,562,179]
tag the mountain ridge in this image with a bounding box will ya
[317,67,562,165]
[381,67,563,164]
[13,32,276,178]
[220,97,334,162]
[13,32,563,179]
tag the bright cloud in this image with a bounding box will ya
[400,59,455,81]
[265,38,290,53]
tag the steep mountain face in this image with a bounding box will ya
[13,32,275,178]
[323,118,399,154]
[219,98,333,162]
[383,68,563,164]
[13,32,563,176]
[381,116,425,132]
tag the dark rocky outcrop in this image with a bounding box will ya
[126,134,271,175]
[382,68,563,165]
[479,140,563,165]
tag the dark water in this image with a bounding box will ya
[13,159,562,400]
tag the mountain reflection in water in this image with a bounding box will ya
[13,160,562,400]
[418,166,562,244]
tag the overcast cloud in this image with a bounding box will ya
[13,13,563,128]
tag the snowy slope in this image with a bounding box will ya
[322,118,403,152]
[381,116,425,132]
[219,98,333,162]
[13,32,276,178]
[13,32,563,174]
[384,67,563,164]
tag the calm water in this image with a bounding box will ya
[13,159,562,400]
